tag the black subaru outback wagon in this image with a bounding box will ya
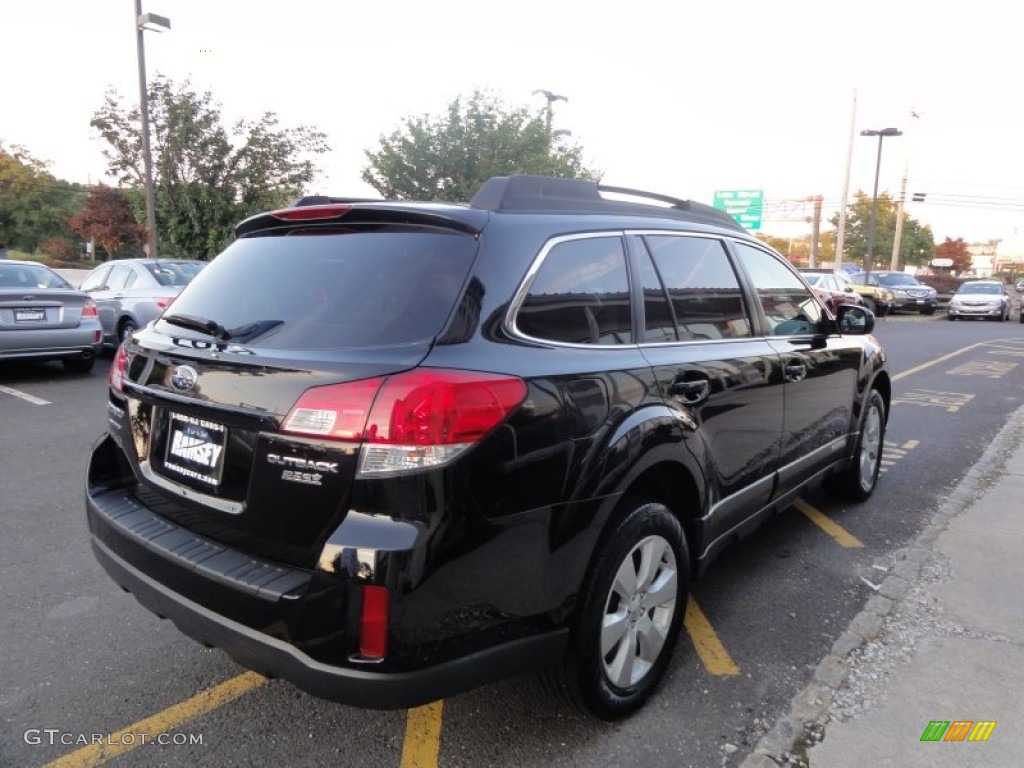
[86,175,889,720]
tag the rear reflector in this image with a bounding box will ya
[282,370,527,474]
[359,585,389,660]
[270,204,352,221]
[110,345,128,393]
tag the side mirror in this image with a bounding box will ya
[836,304,875,335]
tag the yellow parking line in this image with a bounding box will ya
[400,701,443,768]
[902,439,920,450]
[43,671,266,768]
[793,498,863,549]
[684,596,739,676]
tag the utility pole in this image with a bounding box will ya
[835,89,858,270]
[532,89,567,134]
[808,195,823,267]
[890,109,920,271]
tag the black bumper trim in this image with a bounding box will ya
[89,486,310,601]
[91,537,570,709]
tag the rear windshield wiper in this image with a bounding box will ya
[162,313,283,343]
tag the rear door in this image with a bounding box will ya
[632,234,785,544]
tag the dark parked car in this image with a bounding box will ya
[800,269,868,315]
[848,270,937,314]
[86,176,890,719]
[79,258,205,347]
[0,260,102,372]
[947,280,1012,321]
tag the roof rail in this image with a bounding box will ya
[469,175,745,232]
[289,194,383,207]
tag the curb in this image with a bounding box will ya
[739,403,1024,767]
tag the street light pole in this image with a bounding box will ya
[860,127,902,280]
[532,89,567,134]
[135,1,170,259]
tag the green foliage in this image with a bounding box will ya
[829,191,934,269]
[0,145,83,251]
[362,90,600,201]
[91,76,329,260]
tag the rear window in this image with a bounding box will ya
[145,260,205,286]
[0,263,72,290]
[155,228,477,349]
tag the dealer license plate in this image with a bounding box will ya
[14,308,46,322]
[163,412,227,487]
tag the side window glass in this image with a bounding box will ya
[644,235,751,340]
[733,243,825,336]
[79,266,110,292]
[106,265,132,290]
[123,268,139,289]
[630,237,677,343]
[517,236,632,345]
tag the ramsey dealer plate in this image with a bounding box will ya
[14,308,46,322]
[163,412,227,486]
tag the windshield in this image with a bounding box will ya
[875,273,923,287]
[156,227,477,349]
[957,283,1002,295]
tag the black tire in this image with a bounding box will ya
[864,298,877,315]
[63,355,95,374]
[119,319,138,343]
[921,306,935,316]
[542,500,689,720]
[947,313,956,321]
[827,389,886,502]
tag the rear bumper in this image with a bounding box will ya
[0,325,102,360]
[90,533,568,709]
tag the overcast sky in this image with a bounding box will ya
[5,0,1024,247]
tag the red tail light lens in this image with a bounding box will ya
[82,298,98,318]
[282,370,527,474]
[358,585,389,660]
[270,204,352,221]
[110,345,128,393]
[154,296,174,310]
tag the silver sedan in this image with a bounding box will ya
[0,260,103,373]
[79,258,205,347]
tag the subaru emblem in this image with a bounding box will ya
[170,365,199,391]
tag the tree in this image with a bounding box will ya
[0,144,82,252]
[934,237,973,275]
[67,186,144,260]
[829,191,934,269]
[362,90,600,201]
[91,76,329,260]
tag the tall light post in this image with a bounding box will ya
[532,89,567,134]
[136,1,170,259]
[859,127,902,278]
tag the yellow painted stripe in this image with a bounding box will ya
[400,701,444,768]
[794,499,864,549]
[43,672,266,768]
[892,341,988,381]
[684,596,739,676]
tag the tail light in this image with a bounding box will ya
[282,369,527,475]
[271,204,352,221]
[82,298,98,318]
[358,585,390,660]
[154,296,174,311]
[110,344,128,393]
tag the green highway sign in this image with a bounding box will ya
[712,189,764,231]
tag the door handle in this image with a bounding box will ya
[670,377,711,404]
[784,360,807,382]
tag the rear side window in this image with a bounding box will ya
[157,228,477,348]
[0,263,71,289]
[643,235,751,340]
[515,236,632,345]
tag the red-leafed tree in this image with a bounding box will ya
[934,236,973,275]
[67,185,144,260]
